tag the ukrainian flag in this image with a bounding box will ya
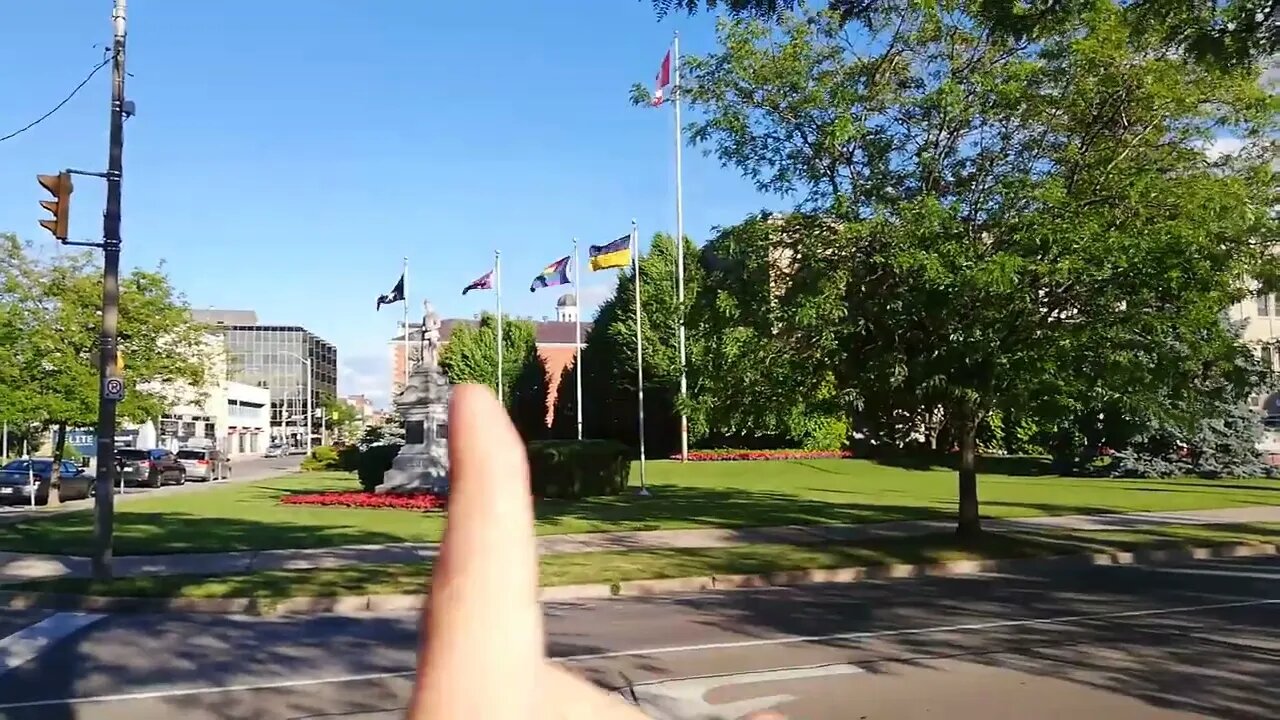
[589,234,632,271]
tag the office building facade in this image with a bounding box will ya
[194,310,338,447]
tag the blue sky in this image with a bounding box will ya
[0,0,770,404]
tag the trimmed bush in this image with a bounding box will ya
[300,445,342,472]
[527,440,631,499]
[358,443,401,492]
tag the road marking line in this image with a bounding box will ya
[619,663,865,720]
[0,596,1274,710]
[0,613,105,678]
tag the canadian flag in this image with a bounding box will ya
[651,48,672,106]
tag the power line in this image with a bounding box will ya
[0,57,112,144]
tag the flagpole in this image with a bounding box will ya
[632,221,648,495]
[673,32,689,463]
[402,256,410,389]
[495,250,504,405]
[573,238,584,441]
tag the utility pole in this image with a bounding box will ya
[92,0,128,581]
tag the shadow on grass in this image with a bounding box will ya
[867,453,1056,477]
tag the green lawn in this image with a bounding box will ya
[15,523,1280,600]
[0,458,1277,556]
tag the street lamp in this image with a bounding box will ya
[277,351,313,455]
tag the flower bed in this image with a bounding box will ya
[677,449,854,462]
[280,491,446,512]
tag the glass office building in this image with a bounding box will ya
[195,310,338,447]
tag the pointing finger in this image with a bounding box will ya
[412,384,542,718]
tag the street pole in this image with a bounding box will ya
[402,256,410,390]
[573,238,584,440]
[632,221,648,495]
[93,0,128,581]
[495,250,504,405]
[306,359,313,455]
[672,31,689,463]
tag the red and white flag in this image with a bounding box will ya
[651,48,672,106]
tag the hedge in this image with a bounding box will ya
[526,440,631,499]
[358,444,401,492]
[300,445,342,472]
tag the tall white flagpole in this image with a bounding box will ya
[495,250,504,405]
[672,32,690,463]
[402,256,410,389]
[573,238,584,440]
[632,221,648,495]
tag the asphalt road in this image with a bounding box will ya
[0,455,302,526]
[0,554,1277,719]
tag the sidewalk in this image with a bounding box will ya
[3,505,1279,584]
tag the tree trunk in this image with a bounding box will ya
[956,413,981,539]
[41,422,67,507]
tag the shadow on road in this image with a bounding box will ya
[667,554,1280,720]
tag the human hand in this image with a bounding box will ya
[406,384,649,719]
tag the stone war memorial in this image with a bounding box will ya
[379,300,451,495]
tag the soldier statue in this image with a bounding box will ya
[419,300,442,368]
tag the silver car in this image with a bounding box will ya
[176,448,231,481]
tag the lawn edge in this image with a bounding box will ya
[3,540,1274,616]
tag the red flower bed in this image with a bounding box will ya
[281,491,447,511]
[677,449,854,462]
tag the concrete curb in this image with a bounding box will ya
[2,541,1275,616]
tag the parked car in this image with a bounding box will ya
[114,448,186,488]
[264,443,286,458]
[0,458,94,505]
[176,448,231,481]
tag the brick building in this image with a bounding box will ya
[388,294,588,423]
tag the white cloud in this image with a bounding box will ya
[1205,136,1246,159]
[1262,58,1279,90]
[339,353,390,409]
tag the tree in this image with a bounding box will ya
[646,0,1278,70]
[320,393,362,444]
[560,233,704,456]
[689,215,849,449]
[0,233,209,502]
[509,348,551,441]
[681,7,1278,535]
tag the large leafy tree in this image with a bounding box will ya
[682,6,1278,535]
[440,313,537,399]
[690,214,850,448]
[0,233,210,501]
[647,0,1278,69]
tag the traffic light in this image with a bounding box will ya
[37,171,73,241]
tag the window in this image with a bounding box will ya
[1258,293,1273,316]
[1263,345,1274,371]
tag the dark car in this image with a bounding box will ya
[176,448,231,481]
[115,448,186,488]
[0,458,95,505]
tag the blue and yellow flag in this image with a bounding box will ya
[589,234,632,271]
[530,255,571,292]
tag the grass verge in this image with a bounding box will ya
[12,523,1279,600]
[2,460,1280,556]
